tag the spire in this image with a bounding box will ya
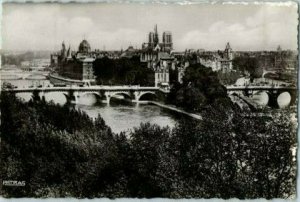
[61,41,66,58]
[62,41,66,50]
[225,42,231,50]
[153,24,159,45]
[67,45,71,58]
[277,45,282,52]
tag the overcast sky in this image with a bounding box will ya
[2,2,298,51]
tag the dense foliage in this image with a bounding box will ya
[232,56,263,79]
[93,56,154,86]
[0,92,296,198]
[167,63,230,112]
[217,70,242,85]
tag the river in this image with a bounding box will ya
[1,72,177,133]
[75,103,177,133]
[1,70,293,132]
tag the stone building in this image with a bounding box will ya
[140,25,175,88]
[120,45,140,58]
[140,24,173,63]
[197,42,233,72]
[50,40,96,83]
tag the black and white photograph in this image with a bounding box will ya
[0,0,298,199]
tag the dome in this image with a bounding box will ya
[78,39,91,53]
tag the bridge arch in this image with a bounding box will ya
[277,91,292,108]
[110,92,132,99]
[227,91,239,96]
[16,92,32,102]
[80,92,102,98]
[43,92,68,105]
[251,90,269,107]
[262,71,278,79]
[105,91,133,104]
[137,91,157,101]
[77,92,102,105]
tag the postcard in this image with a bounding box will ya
[0,0,298,199]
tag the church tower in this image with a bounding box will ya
[224,42,233,60]
[162,31,173,52]
[153,24,159,46]
[61,41,66,60]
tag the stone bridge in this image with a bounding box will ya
[4,84,296,108]
[262,69,277,79]
[6,86,165,104]
[226,85,297,108]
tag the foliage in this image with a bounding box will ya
[0,92,296,198]
[232,56,263,79]
[167,63,229,112]
[217,70,241,85]
[93,56,154,86]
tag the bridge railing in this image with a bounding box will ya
[2,85,161,92]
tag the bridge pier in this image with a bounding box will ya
[39,91,46,102]
[289,90,297,106]
[267,92,279,108]
[133,91,140,103]
[104,92,111,105]
[73,91,80,104]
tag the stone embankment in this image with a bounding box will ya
[137,101,202,120]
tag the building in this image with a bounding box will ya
[140,24,173,63]
[197,42,233,72]
[50,40,96,84]
[234,46,297,73]
[140,25,175,87]
[162,31,173,53]
[224,42,233,61]
[220,42,233,71]
[120,45,140,58]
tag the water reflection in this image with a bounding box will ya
[251,91,269,106]
[277,92,291,108]
[77,93,99,105]
[44,92,68,105]
[2,77,177,133]
[75,103,177,134]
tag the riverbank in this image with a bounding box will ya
[136,100,202,120]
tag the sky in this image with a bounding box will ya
[1,2,298,52]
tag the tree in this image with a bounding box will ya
[93,57,154,86]
[168,63,228,112]
[127,123,171,197]
[1,87,296,198]
[233,56,262,80]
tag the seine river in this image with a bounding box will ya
[1,74,177,133]
[1,71,292,132]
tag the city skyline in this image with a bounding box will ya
[2,2,298,52]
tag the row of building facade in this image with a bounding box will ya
[50,25,236,87]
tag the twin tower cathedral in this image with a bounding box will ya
[142,24,173,53]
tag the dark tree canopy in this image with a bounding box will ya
[167,63,229,112]
[0,91,296,198]
[233,56,263,79]
[93,56,154,86]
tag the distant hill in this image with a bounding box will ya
[1,50,52,66]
